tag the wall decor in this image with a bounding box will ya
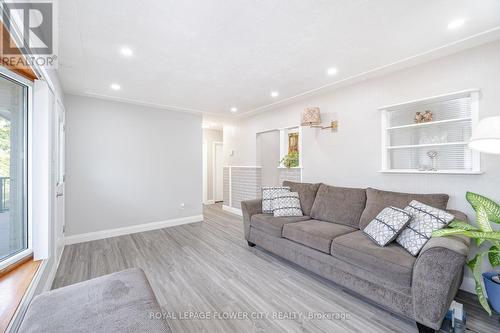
[426,150,438,171]
[415,110,433,123]
[288,133,299,154]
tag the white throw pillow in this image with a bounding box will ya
[363,206,412,246]
[396,200,455,256]
[273,192,303,217]
[261,186,290,213]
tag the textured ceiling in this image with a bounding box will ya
[58,0,500,115]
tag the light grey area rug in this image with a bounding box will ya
[18,268,171,333]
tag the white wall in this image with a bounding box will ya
[229,40,500,215]
[226,40,500,288]
[64,95,202,236]
[203,128,223,201]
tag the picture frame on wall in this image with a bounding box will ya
[288,133,299,154]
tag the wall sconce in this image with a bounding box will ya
[301,107,338,131]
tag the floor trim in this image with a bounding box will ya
[64,215,203,245]
[222,205,242,216]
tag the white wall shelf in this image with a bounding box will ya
[387,141,469,150]
[380,169,483,175]
[380,89,480,174]
[386,117,472,130]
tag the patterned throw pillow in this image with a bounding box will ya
[396,200,455,256]
[273,192,303,217]
[262,186,290,213]
[363,207,413,246]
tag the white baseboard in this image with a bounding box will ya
[460,277,476,294]
[203,200,215,205]
[65,215,203,245]
[42,245,65,291]
[222,205,242,216]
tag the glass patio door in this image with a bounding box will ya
[0,73,28,265]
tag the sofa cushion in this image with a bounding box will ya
[396,200,455,256]
[262,186,290,213]
[359,187,449,230]
[250,213,310,237]
[283,220,356,253]
[331,230,416,287]
[310,184,366,227]
[282,181,321,216]
[363,206,412,246]
[273,192,303,217]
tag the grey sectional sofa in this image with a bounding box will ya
[241,181,470,333]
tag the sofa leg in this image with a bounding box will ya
[247,241,256,247]
[416,322,435,333]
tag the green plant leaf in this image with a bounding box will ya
[448,220,478,231]
[433,228,500,243]
[475,205,494,246]
[461,231,500,241]
[466,192,500,224]
[476,205,494,232]
[488,245,500,268]
[467,255,492,315]
[432,228,468,237]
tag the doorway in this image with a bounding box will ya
[213,142,223,202]
[256,130,280,187]
[202,126,223,204]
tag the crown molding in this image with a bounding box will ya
[63,91,224,117]
[236,26,500,118]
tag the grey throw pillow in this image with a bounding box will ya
[363,206,413,246]
[261,186,290,213]
[396,200,455,256]
[273,192,303,217]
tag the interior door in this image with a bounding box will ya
[214,142,223,202]
[54,99,65,254]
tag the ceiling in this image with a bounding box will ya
[58,0,500,116]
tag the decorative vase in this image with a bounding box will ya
[483,272,500,313]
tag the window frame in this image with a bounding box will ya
[0,66,32,271]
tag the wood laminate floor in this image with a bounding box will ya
[54,204,499,333]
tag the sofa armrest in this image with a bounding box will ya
[412,235,469,329]
[241,199,262,240]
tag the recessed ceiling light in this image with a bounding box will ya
[270,91,279,98]
[230,107,238,112]
[447,18,466,30]
[110,83,121,90]
[120,47,133,57]
[327,67,338,76]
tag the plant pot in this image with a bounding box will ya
[482,272,500,313]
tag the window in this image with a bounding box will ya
[0,70,28,269]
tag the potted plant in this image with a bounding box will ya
[280,152,299,168]
[432,192,500,315]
